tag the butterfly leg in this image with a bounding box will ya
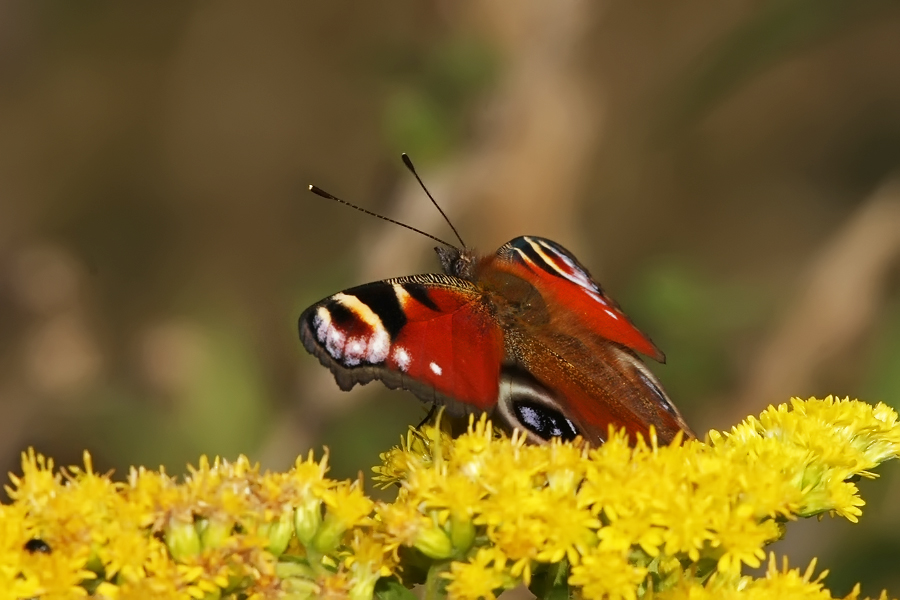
[416,404,438,429]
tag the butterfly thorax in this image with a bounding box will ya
[435,245,477,281]
[436,244,552,329]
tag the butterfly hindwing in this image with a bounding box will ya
[299,274,504,411]
[505,325,690,444]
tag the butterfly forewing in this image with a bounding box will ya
[479,236,691,444]
[498,236,665,362]
[299,274,503,411]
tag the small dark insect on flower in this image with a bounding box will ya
[24,538,51,554]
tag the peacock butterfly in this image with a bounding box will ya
[299,157,693,445]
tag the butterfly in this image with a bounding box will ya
[299,159,693,446]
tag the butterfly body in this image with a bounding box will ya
[300,235,693,445]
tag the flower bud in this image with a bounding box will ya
[311,514,346,554]
[278,572,321,600]
[413,524,454,559]
[260,510,294,557]
[349,575,378,600]
[166,516,201,561]
[294,499,323,547]
[196,517,231,550]
[276,560,317,580]
[449,516,475,555]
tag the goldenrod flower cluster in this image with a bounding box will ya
[1,396,898,600]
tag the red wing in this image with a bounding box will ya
[299,274,502,411]
[484,236,691,445]
[507,329,693,445]
[496,236,665,362]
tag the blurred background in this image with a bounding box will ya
[1,0,899,595]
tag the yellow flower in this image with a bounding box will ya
[323,480,374,530]
[4,448,61,509]
[653,555,844,600]
[408,468,486,523]
[314,479,374,553]
[712,397,900,521]
[1,397,898,599]
[534,490,599,565]
[343,531,396,600]
[443,547,512,600]
[374,422,452,487]
[569,547,648,600]
[0,503,41,600]
[544,438,590,494]
[377,494,454,559]
[316,570,354,599]
[16,541,95,599]
[446,414,509,481]
[289,450,331,546]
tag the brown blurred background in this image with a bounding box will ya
[1,0,899,595]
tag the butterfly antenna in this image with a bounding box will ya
[401,153,466,249]
[308,185,456,249]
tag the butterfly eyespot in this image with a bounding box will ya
[510,399,580,442]
[496,368,584,443]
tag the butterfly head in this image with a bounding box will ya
[435,245,478,281]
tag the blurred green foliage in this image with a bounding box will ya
[624,258,771,406]
[381,35,499,161]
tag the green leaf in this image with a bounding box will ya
[528,559,571,600]
[375,577,418,600]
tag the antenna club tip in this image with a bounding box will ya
[308,185,336,200]
[307,184,314,191]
